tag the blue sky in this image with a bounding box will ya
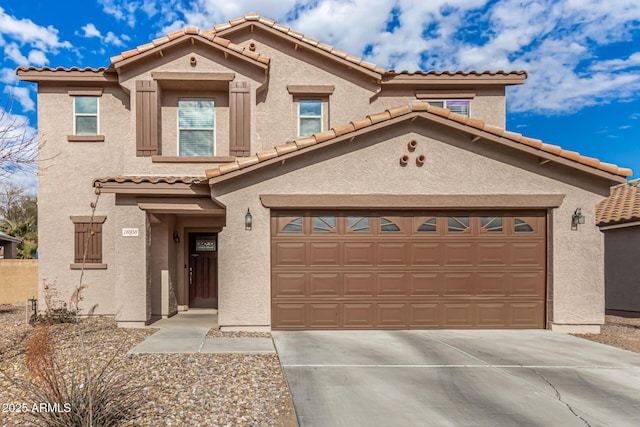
[1,0,640,189]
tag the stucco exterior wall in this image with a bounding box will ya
[213,123,609,330]
[603,226,640,315]
[0,260,38,304]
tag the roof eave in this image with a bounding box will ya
[16,68,118,83]
[111,35,269,72]
[381,74,527,87]
[212,20,383,80]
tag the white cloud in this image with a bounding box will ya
[591,52,640,72]
[27,50,47,66]
[4,43,28,65]
[81,23,102,38]
[104,31,124,47]
[0,6,71,51]
[3,86,35,112]
[0,68,17,84]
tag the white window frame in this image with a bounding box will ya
[298,99,323,137]
[73,96,99,135]
[177,98,215,156]
[427,99,470,117]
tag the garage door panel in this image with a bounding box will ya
[477,242,509,266]
[309,304,339,328]
[443,303,474,327]
[344,242,374,265]
[411,242,442,265]
[410,303,440,327]
[511,242,545,266]
[273,303,306,329]
[272,211,546,330]
[443,273,475,296]
[274,242,306,266]
[411,273,442,296]
[309,273,341,297]
[510,302,544,328]
[477,303,508,327]
[477,273,508,296]
[444,242,475,266]
[309,242,340,266]
[510,272,545,296]
[377,303,407,327]
[344,273,374,296]
[377,273,408,296]
[343,303,374,328]
[272,273,306,297]
[378,242,408,265]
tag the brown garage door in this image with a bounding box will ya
[271,211,546,330]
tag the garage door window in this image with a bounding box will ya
[347,216,370,233]
[514,218,534,232]
[481,216,503,232]
[417,218,437,232]
[448,216,470,232]
[313,216,336,233]
[380,217,401,232]
[282,217,303,232]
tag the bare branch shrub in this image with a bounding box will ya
[0,99,43,180]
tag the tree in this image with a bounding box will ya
[0,182,37,258]
[0,99,41,180]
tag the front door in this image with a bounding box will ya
[188,233,218,308]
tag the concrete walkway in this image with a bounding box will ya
[129,310,275,354]
[273,330,640,427]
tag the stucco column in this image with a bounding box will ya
[114,202,150,327]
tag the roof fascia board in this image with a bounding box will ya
[382,75,527,86]
[98,181,211,196]
[113,36,268,72]
[214,22,381,80]
[599,220,640,230]
[417,114,627,184]
[260,194,565,210]
[17,70,118,83]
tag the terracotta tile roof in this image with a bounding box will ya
[385,69,528,77]
[94,176,205,185]
[596,179,640,226]
[109,28,270,66]
[205,101,633,181]
[199,13,386,75]
[16,66,109,73]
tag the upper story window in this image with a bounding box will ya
[299,99,323,136]
[178,99,215,156]
[428,100,470,117]
[74,97,99,135]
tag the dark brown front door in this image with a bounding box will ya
[189,233,218,308]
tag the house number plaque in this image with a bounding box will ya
[122,228,139,237]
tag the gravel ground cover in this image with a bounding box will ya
[574,314,640,353]
[0,304,296,426]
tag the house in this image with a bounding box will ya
[17,13,631,332]
[596,179,640,316]
[0,231,21,259]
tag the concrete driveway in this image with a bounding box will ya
[272,330,640,426]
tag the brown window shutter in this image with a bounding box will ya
[73,222,103,263]
[136,80,159,157]
[229,81,251,157]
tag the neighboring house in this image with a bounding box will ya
[596,179,640,316]
[0,231,21,259]
[17,13,632,332]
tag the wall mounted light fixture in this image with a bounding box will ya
[245,208,253,231]
[173,232,180,243]
[571,208,585,231]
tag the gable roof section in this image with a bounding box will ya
[202,13,385,77]
[596,180,640,226]
[109,26,270,68]
[205,101,632,184]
